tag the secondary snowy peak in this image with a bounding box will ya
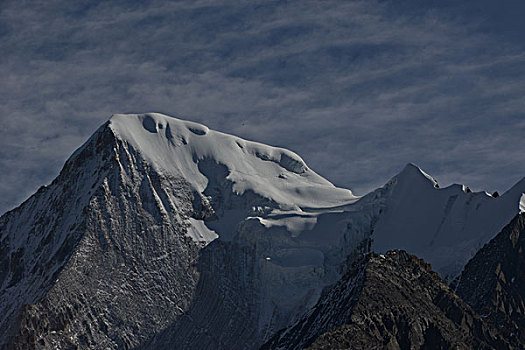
[108,113,357,210]
[393,163,439,188]
[370,163,525,279]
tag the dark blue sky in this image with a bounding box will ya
[1,0,524,214]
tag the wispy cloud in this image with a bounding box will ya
[1,0,524,213]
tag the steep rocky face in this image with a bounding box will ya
[1,123,206,349]
[456,213,525,345]
[263,250,511,350]
[0,123,119,346]
[137,240,260,349]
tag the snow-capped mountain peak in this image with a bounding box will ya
[393,162,439,188]
[371,163,525,279]
[1,113,367,348]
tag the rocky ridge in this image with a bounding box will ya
[456,213,525,345]
[263,250,512,350]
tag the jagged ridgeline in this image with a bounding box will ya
[1,113,524,349]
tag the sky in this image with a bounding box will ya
[1,0,524,215]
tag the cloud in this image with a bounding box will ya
[1,0,524,214]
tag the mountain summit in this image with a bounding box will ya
[369,161,525,279]
[109,113,357,212]
[1,113,524,349]
[0,113,363,349]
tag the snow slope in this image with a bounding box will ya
[109,113,356,213]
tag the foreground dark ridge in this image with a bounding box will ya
[457,213,525,345]
[263,250,511,350]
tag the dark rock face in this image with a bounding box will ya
[0,125,204,349]
[456,213,525,345]
[263,250,511,350]
[138,240,261,349]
